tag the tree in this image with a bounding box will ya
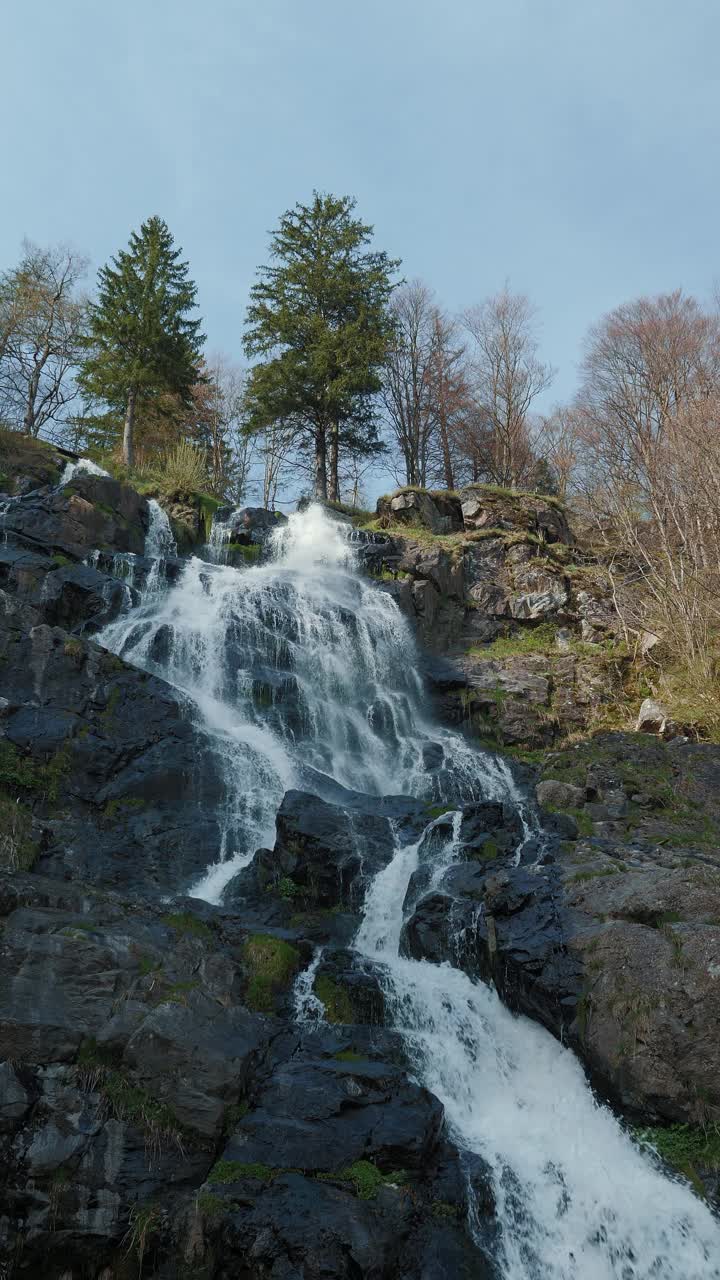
[78,216,204,467]
[382,280,437,486]
[243,192,399,499]
[576,289,720,500]
[0,242,87,437]
[463,288,554,487]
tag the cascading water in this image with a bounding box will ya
[96,501,720,1279]
[59,456,110,485]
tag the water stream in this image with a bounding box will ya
[96,500,720,1279]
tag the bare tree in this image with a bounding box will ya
[0,242,87,437]
[382,281,438,486]
[534,404,585,500]
[462,288,554,487]
[576,289,720,501]
[427,308,470,490]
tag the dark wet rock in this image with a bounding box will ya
[403,733,720,1128]
[0,472,149,558]
[225,505,288,546]
[313,949,388,1026]
[0,589,237,896]
[0,544,129,631]
[249,789,396,912]
[221,1040,444,1173]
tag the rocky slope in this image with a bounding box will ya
[1,455,719,1277]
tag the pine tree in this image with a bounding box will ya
[78,216,204,467]
[243,193,399,499]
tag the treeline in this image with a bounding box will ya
[2,195,720,533]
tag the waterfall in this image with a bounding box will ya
[96,502,720,1279]
[145,498,177,559]
[59,457,110,486]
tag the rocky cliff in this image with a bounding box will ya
[1,452,719,1278]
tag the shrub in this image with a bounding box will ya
[161,441,209,492]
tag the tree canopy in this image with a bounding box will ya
[243,192,399,498]
[78,216,204,466]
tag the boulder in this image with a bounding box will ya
[242,790,395,912]
[0,473,149,558]
[377,488,462,534]
[636,697,670,736]
[536,779,586,810]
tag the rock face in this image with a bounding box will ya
[0,488,499,1278]
[402,733,720,1148]
[367,485,624,745]
[0,471,150,558]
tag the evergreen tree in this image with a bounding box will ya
[243,193,399,499]
[78,216,204,467]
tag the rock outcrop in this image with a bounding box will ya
[401,733,720,1174]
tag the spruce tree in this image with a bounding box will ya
[243,193,399,499]
[79,216,204,467]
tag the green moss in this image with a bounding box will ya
[138,954,162,976]
[635,1123,720,1184]
[325,1160,409,1200]
[198,493,223,541]
[243,934,300,1012]
[162,911,214,942]
[207,1159,275,1184]
[52,553,73,567]
[426,804,455,820]
[476,838,499,861]
[432,1200,460,1220]
[313,975,355,1024]
[100,684,121,722]
[277,876,301,900]
[333,1049,364,1062]
[103,795,144,821]
[196,1191,228,1219]
[62,637,83,660]
[228,541,261,563]
[223,1100,249,1131]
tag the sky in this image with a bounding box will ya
[3,0,719,498]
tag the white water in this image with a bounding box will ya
[60,456,110,485]
[96,501,720,1277]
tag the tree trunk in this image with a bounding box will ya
[438,413,455,490]
[328,420,339,501]
[314,424,328,499]
[123,387,137,468]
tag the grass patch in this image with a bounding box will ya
[162,911,214,942]
[569,867,618,884]
[243,934,300,1012]
[313,975,355,1024]
[320,1160,409,1200]
[0,739,70,803]
[0,793,38,871]
[208,1160,275,1184]
[469,623,559,660]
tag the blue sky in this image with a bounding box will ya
[3,0,719,493]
